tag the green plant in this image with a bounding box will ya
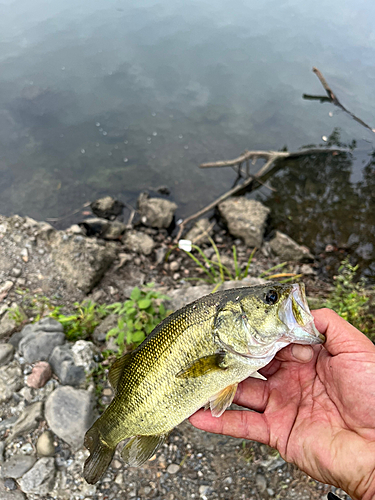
[105,284,171,354]
[179,237,300,289]
[325,259,375,340]
[50,300,108,341]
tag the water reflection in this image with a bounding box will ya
[263,130,375,281]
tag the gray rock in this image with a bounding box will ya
[8,402,44,441]
[0,311,18,340]
[138,192,177,228]
[0,343,14,366]
[36,431,55,457]
[18,457,55,496]
[0,479,26,499]
[49,345,85,386]
[50,232,117,293]
[71,340,97,374]
[92,314,118,343]
[80,218,126,240]
[18,330,65,364]
[0,441,5,462]
[269,231,314,261]
[166,463,180,474]
[255,473,267,493]
[1,455,37,479]
[45,386,95,450]
[0,361,23,403]
[8,324,34,349]
[123,230,155,256]
[90,196,124,219]
[185,218,213,245]
[218,198,270,247]
[33,317,63,333]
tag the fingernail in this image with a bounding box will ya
[291,344,313,362]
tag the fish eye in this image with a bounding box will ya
[264,289,279,305]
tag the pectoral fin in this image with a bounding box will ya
[108,352,133,392]
[176,351,228,379]
[209,383,238,417]
[121,434,168,467]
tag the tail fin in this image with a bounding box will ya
[83,426,116,484]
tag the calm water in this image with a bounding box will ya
[0,0,374,276]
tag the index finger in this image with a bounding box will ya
[312,308,375,356]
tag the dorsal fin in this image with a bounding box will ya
[108,352,133,392]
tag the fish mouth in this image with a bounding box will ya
[278,283,325,344]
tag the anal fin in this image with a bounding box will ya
[209,383,238,417]
[121,434,168,467]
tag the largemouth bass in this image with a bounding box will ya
[83,282,324,484]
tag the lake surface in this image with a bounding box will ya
[0,0,374,277]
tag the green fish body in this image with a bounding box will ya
[84,282,323,484]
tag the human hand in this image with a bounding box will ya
[189,308,375,500]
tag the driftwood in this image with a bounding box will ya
[174,147,344,242]
[303,67,375,133]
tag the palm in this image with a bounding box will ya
[189,310,375,500]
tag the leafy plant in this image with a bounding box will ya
[50,300,108,341]
[325,259,374,340]
[105,283,171,354]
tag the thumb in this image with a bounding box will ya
[275,344,315,363]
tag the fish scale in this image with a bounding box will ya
[83,283,324,484]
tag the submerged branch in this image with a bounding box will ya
[304,67,375,133]
[174,147,343,242]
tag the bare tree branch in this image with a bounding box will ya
[174,147,343,242]
[304,67,375,133]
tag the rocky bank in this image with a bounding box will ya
[0,195,346,500]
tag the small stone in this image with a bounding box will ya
[102,388,113,396]
[18,457,55,495]
[1,455,37,479]
[0,311,19,340]
[166,463,180,474]
[4,478,17,491]
[269,231,314,261]
[123,231,155,256]
[26,361,52,388]
[173,272,180,280]
[92,314,118,343]
[45,385,95,450]
[267,488,275,496]
[112,459,122,469]
[114,473,124,485]
[0,344,14,367]
[0,479,25,499]
[71,340,97,373]
[199,485,210,495]
[8,401,44,441]
[137,192,177,229]
[36,431,55,457]
[0,441,5,462]
[10,268,22,278]
[169,261,180,272]
[300,263,316,276]
[185,218,213,245]
[20,248,28,263]
[0,281,14,301]
[49,344,86,386]
[90,196,124,219]
[0,361,23,403]
[33,317,64,333]
[255,473,267,493]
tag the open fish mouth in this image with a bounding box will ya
[278,283,325,344]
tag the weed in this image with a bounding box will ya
[178,237,300,288]
[105,283,171,354]
[50,300,108,341]
[325,259,375,340]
